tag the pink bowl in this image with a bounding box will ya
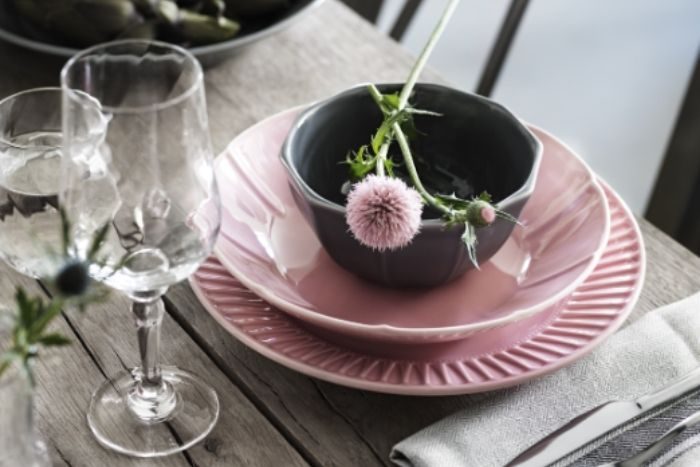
[214,108,610,343]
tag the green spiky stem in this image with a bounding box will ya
[392,121,452,216]
[398,0,460,109]
[367,84,389,177]
[375,143,389,177]
[367,0,459,180]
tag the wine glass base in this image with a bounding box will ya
[87,367,219,458]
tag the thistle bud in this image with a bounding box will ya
[466,199,496,228]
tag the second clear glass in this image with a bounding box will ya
[60,40,221,457]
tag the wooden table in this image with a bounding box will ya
[1,2,699,466]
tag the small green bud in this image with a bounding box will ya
[465,199,496,228]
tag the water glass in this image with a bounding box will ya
[0,88,64,278]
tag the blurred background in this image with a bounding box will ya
[342,0,700,255]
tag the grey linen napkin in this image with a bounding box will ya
[391,292,700,467]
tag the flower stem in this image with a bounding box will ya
[368,0,459,181]
[393,122,451,215]
[367,84,389,177]
[398,0,460,110]
[376,143,388,177]
[394,0,459,215]
[367,83,384,107]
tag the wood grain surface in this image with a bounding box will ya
[0,1,698,466]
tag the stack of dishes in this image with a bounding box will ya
[190,106,645,396]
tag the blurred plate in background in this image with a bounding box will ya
[0,0,324,64]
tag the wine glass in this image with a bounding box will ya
[60,40,221,457]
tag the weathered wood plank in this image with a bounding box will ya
[53,289,309,467]
[0,264,192,466]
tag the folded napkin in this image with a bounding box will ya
[391,292,700,467]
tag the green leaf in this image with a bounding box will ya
[399,115,419,141]
[15,288,39,330]
[87,222,110,261]
[37,333,72,347]
[371,120,393,154]
[382,92,400,111]
[344,145,377,182]
[383,157,395,177]
[59,207,71,256]
[478,191,492,203]
[0,361,8,380]
[0,351,19,380]
[28,300,62,339]
[15,327,28,349]
[461,222,480,269]
[435,193,470,210]
[405,108,442,117]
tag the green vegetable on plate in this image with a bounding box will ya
[11,0,289,48]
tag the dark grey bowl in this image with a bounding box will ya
[281,83,542,288]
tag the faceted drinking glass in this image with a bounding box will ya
[61,40,221,457]
[0,88,66,278]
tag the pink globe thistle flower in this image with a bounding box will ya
[346,175,423,251]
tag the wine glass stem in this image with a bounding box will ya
[133,298,164,388]
[128,295,177,423]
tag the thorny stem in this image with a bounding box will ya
[367,84,389,177]
[392,121,451,215]
[369,0,460,214]
[398,0,460,110]
[369,0,460,182]
[367,83,384,109]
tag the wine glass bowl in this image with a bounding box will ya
[62,41,219,296]
[61,40,221,457]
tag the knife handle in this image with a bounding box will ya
[637,367,700,411]
[614,410,700,467]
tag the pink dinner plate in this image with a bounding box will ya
[191,180,644,395]
[213,108,610,343]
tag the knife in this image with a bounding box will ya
[505,367,700,467]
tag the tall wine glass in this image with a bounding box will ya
[60,40,221,457]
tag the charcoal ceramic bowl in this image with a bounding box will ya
[281,83,542,287]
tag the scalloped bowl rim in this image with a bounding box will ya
[280,82,543,228]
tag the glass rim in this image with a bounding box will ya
[60,39,205,115]
[0,87,63,151]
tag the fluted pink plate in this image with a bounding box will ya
[214,108,610,343]
[192,181,644,395]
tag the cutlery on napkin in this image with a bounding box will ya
[390,292,700,467]
[507,367,700,466]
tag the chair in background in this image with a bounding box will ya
[341,0,700,255]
